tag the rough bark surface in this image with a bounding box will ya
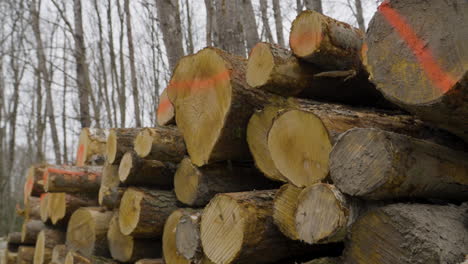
[48,192,98,225]
[366,0,468,141]
[330,128,468,201]
[106,128,141,164]
[17,246,35,264]
[76,128,108,166]
[44,165,102,193]
[344,203,468,264]
[21,219,45,244]
[98,163,120,207]
[133,126,186,162]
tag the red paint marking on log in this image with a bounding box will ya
[168,70,230,93]
[157,98,172,114]
[43,170,49,186]
[40,193,48,201]
[76,144,85,166]
[378,1,456,93]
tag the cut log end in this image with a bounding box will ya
[40,194,50,222]
[273,184,303,240]
[201,195,245,264]
[106,130,118,164]
[175,212,202,261]
[99,163,120,206]
[173,158,201,205]
[167,48,232,166]
[33,230,51,264]
[296,184,349,244]
[48,193,65,225]
[290,10,324,59]
[268,109,331,187]
[107,214,134,262]
[246,42,275,88]
[157,88,175,126]
[162,210,191,264]
[118,189,143,236]
[118,152,134,183]
[133,129,154,158]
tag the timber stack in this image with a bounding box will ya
[2,0,467,263]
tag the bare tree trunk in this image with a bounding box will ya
[214,0,245,56]
[241,0,259,51]
[354,0,365,32]
[155,0,185,71]
[185,0,194,54]
[204,0,214,46]
[117,0,127,127]
[304,0,323,13]
[272,0,285,47]
[71,0,92,128]
[106,0,119,127]
[124,0,142,127]
[34,68,45,162]
[296,0,303,14]
[259,0,274,43]
[30,0,62,164]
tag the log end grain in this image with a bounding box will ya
[106,130,119,164]
[246,42,276,89]
[173,158,201,206]
[162,210,191,264]
[118,189,143,236]
[107,214,134,262]
[273,184,302,240]
[157,88,175,126]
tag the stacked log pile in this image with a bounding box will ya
[2,0,467,263]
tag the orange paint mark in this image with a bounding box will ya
[40,193,48,201]
[43,170,49,186]
[25,177,33,195]
[48,167,87,176]
[378,1,456,93]
[157,98,172,114]
[88,174,97,182]
[168,70,230,93]
[289,31,323,54]
[76,144,85,166]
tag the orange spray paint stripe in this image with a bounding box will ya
[168,70,230,93]
[378,1,456,93]
[76,144,85,165]
[47,167,102,177]
[40,193,48,201]
[157,98,172,114]
[289,31,324,53]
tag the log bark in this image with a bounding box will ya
[51,245,68,264]
[40,193,50,222]
[174,210,204,262]
[118,188,179,238]
[7,232,21,252]
[101,187,124,210]
[24,197,41,220]
[43,165,102,193]
[133,126,186,162]
[290,10,364,71]
[167,47,284,166]
[3,251,17,264]
[118,151,175,187]
[21,219,45,244]
[34,229,65,264]
[66,207,113,257]
[98,163,120,207]
[75,128,108,166]
[106,128,141,164]
[135,259,165,264]
[200,190,335,264]
[273,183,362,244]
[64,251,117,264]
[107,214,162,262]
[246,42,390,106]
[157,88,175,126]
[174,157,277,206]
[24,164,47,204]
[344,203,468,264]
[163,209,213,264]
[265,98,464,187]
[17,246,35,264]
[366,0,468,142]
[47,193,98,225]
[330,128,468,201]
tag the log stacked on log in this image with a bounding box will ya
[5,2,466,264]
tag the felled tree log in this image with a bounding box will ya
[107,214,162,262]
[119,188,178,238]
[344,203,468,263]
[246,42,387,106]
[174,210,205,263]
[174,157,277,207]
[101,187,124,210]
[51,245,68,264]
[201,190,335,264]
[66,207,113,257]
[135,259,165,264]
[98,163,120,208]
[133,126,186,162]
[118,151,175,187]
[274,184,362,244]
[366,0,468,141]
[43,165,102,193]
[76,128,108,166]
[265,98,463,187]
[23,196,41,220]
[47,193,97,225]
[33,229,65,264]
[167,47,284,166]
[23,164,47,204]
[7,232,21,252]
[17,246,35,264]
[64,251,117,264]
[40,193,50,222]
[331,128,468,201]
[290,10,364,71]
[21,219,45,244]
[157,88,175,126]
[106,128,141,164]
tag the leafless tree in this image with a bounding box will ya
[304,0,323,13]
